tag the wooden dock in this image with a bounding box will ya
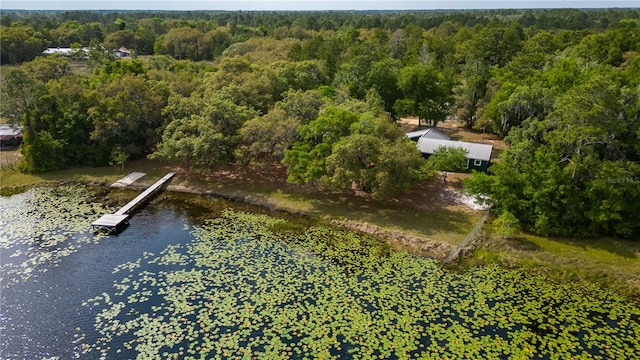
[91,172,176,233]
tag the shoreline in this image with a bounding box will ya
[87,178,640,298]
[2,166,639,297]
[162,182,458,260]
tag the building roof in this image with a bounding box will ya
[0,124,22,137]
[406,128,450,141]
[43,47,90,56]
[417,138,493,161]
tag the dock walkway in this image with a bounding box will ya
[91,172,176,233]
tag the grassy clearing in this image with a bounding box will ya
[268,187,482,245]
[0,159,170,194]
[461,225,640,296]
[172,164,482,248]
[0,149,22,166]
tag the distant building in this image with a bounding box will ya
[0,124,23,148]
[113,48,132,58]
[42,47,90,58]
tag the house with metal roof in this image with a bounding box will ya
[416,137,493,172]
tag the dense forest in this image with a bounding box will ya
[1,9,639,238]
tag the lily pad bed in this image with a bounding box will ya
[83,210,640,360]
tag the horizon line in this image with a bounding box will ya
[2,7,638,11]
[1,0,638,12]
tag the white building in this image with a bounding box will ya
[42,47,90,57]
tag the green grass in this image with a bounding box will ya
[0,159,170,193]
[518,233,639,266]
[463,226,640,296]
[178,172,480,247]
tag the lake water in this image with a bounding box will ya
[1,187,639,359]
[1,188,196,359]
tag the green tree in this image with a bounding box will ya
[324,134,429,198]
[150,114,227,166]
[51,20,82,47]
[482,81,555,136]
[89,74,169,164]
[467,69,640,238]
[103,29,137,53]
[110,149,129,171]
[585,161,640,237]
[46,75,98,165]
[206,29,232,59]
[283,107,360,184]
[18,130,66,173]
[202,57,275,113]
[323,134,381,192]
[276,89,325,124]
[367,59,403,114]
[334,38,388,99]
[427,146,468,182]
[236,108,300,165]
[453,58,490,128]
[493,211,521,239]
[285,104,430,197]
[270,60,327,94]
[0,69,46,123]
[152,96,257,165]
[18,94,67,172]
[155,27,204,60]
[22,56,71,82]
[0,24,47,64]
[394,65,452,127]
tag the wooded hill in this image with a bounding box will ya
[1,9,639,238]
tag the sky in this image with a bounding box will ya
[1,0,638,11]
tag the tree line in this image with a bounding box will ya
[1,9,639,238]
[2,8,638,64]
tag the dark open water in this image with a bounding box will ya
[0,193,195,359]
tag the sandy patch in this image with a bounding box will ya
[443,188,490,211]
